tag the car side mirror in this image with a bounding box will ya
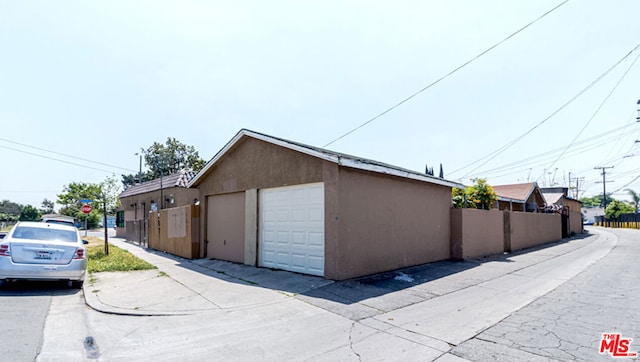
[82,240,89,245]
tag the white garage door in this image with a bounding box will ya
[259,182,324,276]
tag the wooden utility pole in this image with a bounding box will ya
[103,193,109,255]
[594,166,614,209]
[568,173,585,199]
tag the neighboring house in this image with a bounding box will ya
[492,182,546,212]
[188,129,463,280]
[582,206,604,224]
[541,187,583,235]
[99,215,117,228]
[117,170,199,243]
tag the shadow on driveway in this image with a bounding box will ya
[133,231,591,320]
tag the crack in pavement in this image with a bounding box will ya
[348,321,362,362]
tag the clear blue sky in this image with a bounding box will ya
[1,1,639,209]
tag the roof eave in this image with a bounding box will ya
[497,196,525,203]
[188,129,463,189]
[337,157,463,188]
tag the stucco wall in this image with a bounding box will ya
[451,208,504,260]
[570,211,583,234]
[329,168,452,280]
[510,212,561,251]
[196,138,324,196]
[565,198,583,234]
[196,137,325,256]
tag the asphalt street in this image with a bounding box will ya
[28,226,640,361]
[452,227,640,361]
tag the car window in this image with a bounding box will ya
[45,220,76,226]
[12,226,78,243]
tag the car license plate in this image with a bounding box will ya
[34,251,51,260]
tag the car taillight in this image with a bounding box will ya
[74,248,85,260]
[0,244,10,256]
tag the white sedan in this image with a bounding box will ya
[0,221,88,288]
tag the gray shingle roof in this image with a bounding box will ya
[118,170,194,198]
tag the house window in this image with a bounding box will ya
[116,211,125,228]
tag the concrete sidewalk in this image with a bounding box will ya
[83,227,615,359]
[83,237,333,316]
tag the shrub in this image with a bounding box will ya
[452,178,497,210]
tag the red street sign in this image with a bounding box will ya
[81,204,92,214]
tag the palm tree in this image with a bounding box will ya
[626,189,640,213]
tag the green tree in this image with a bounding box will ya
[0,200,22,217]
[121,137,206,189]
[57,177,121,229]
[0,200,22,223]
[452,178,498,210]
[19,205,41,221]
[58,182,102,229]
[121,172,154,188]
[40,198,55,215]
[97,176,121,215]
[580,195,614,208]
[626,189,639,213]
[604,200,635,219]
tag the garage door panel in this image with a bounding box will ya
[292,189,306,200]
[263,230,276,241]
[259,182,324,276]
[309,208,323,222]
[263,250,275,263]
[291,231,306,244]
[307,256,324,272]
[291,254,306,268]
[263,210,276,222]
[308,232,323,246]
[275,231,288,243]
[292,209,306,221]
[277,210,289,222]
[308,186,322,198]
[275,252,290,265]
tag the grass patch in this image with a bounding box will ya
[82,236,105,247]
[87,243,156,273]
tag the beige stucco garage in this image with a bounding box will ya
[188,129,463,280]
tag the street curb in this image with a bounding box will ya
[82,278,188,317]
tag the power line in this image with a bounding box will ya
[594,166,614,209]
[610,174,640,195]
[459,122,635,180]
[0,137,136,172]
[452,42,640,178]
[322,0,570,148]
[0,144,124,174]
[598,108,640,165]
[536,50,640,181]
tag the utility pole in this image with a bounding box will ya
[135,148,144,184]
[568,172,585,199]
[574,177,585,200]
[594,166,614,209]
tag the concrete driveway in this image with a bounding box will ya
[54,226,628,361]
